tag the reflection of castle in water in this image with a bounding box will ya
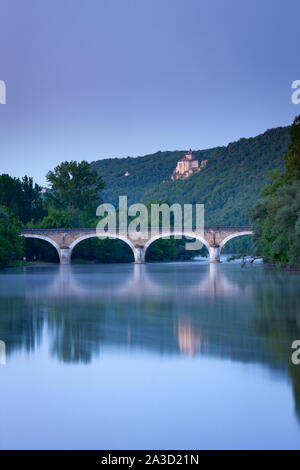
[177,321,208,356]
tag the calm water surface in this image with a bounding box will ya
[0,261,300,449]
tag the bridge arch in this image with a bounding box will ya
[68,233,140,263]
[21,233,61,261]
[143,231,210,261]
[219,231,253,253]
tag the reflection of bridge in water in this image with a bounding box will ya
[24,263,253,301]
[0,263,291,372]
[16,263,257,359]
[19,263,255,361]
[21,226,253,264]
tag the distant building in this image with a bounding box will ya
[171,150,207,180]
[124,171,130,176]
[39,187,47,194]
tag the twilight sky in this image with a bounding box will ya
[0,0,299,185]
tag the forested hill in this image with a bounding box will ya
[91,126,290,225]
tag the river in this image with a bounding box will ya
[0,260,300,449]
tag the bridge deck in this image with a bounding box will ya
[21,226,252,234]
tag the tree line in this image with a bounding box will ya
[0,161,206,267]
[249,115,300,266]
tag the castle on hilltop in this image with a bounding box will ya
[171,150,207,181]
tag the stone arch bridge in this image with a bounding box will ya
[21,226,253,264]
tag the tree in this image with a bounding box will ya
[285,115,300,180]
[0,206,23,268]
[21,175,45,223]
[26,208,73,229]
[146,238,177,261]
[0,174,44,223]
[45,161,104,223]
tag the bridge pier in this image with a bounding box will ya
[59,247,72,265]
[134,247,145,264]
[209,246,221,263]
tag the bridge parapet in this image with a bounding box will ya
[21,226,252,233]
